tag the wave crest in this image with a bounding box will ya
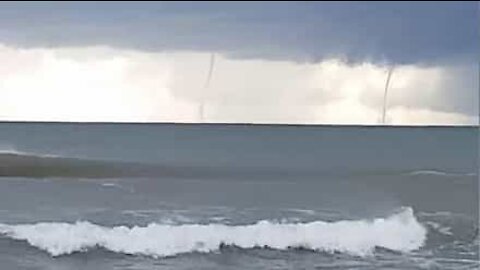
[406,170,476,177]
[0,207,426,258]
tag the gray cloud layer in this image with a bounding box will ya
[0,2,477,64]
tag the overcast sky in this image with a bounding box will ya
[0,1,478,125]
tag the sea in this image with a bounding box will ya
[0,122,478,270]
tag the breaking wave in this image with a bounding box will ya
[0,150,306,179]
[0,207,426,258]
[0,145,58,158]
[0,147,474,179]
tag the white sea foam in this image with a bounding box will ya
[407,170,475,177]
[0,145,59,158]
[409,170,449,176]
[285,208,317,215]
[425,221,453,236]
[0,144,22,155]
[0,207,426,258]
[100,182,123,188]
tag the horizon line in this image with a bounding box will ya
[0,120,477,128]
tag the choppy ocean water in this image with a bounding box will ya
[0,123,478,269]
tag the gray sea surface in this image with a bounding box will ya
[0,123,478,269]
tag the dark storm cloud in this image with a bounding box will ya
[0,1,477,64]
